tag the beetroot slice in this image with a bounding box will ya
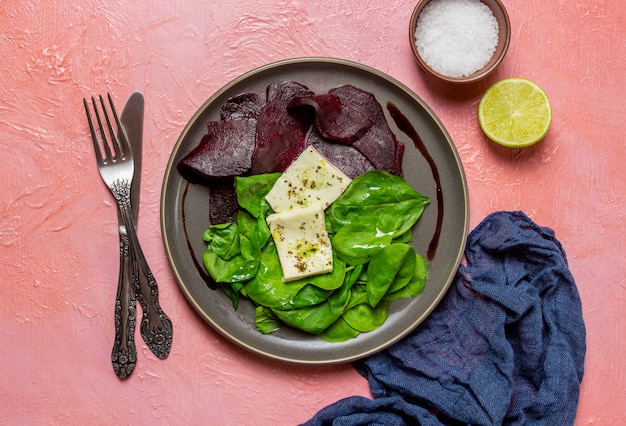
[329,85,404,175]
[208,179,239,225]
[249,81,315,174]
[176,118,256,185]
[220,92,265,121]
[288,93,372,144]
[306,128,375,179]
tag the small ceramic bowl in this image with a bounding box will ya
[409,0,511,83]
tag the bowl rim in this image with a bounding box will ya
[409,0,511,83]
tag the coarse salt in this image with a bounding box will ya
[414,0,499,78]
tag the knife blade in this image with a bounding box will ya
[110,92,144,379]
[121,92,144,223]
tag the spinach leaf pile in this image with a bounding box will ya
[202,170,430,342]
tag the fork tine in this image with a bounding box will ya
[85,93,131,166]
[106,93,129,158]
[83,98,104,165]
[100,93,130,160]
[99,94,124,159]
[92,95,115,163]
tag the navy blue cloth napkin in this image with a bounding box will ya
[303,211,586,426]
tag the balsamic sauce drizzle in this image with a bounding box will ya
[387,102,443,261]
[182,182,218,290]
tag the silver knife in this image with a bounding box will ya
[121,94,173,360]
[111,92,143,378]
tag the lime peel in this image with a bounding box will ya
[478,78,552,148]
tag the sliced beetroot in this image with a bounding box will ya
[329,85,404,176]
[306,128,375,179]
[352,121,404,176]
[393,139,405,175]
[176,118,256,185]
[220,92,265,121]
[208,179,239,224]
[249,81,315,174]
[288,92,372,144]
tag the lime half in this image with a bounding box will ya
[478,78,552,148]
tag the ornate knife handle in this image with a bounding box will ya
[111,231,137,379]
[114,188,173,360]
[133,248,173,360]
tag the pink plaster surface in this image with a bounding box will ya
[1,0,624,424]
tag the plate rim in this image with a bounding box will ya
[160,56,469,364]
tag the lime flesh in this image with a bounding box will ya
[478,78,552,148]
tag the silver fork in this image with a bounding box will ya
[84,94,173,365]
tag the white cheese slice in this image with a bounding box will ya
[266,203,333,282]
[265,145,352,212]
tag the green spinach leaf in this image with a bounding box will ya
[271,269,356,334]
[318,317,360,342]
[342,299,389,332]
[203,222,240,260]
[202,210,269,285]
[385,253,429,301]
[332,223,393,265]
[254,306,282,334]
[367,244,417,307]
[327,170,429,238]
[234,173,281,218]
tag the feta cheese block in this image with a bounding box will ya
[265,145,352,212]
[266,202,333,282]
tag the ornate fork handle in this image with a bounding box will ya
[112,178,173,360]
[111,231,137,378]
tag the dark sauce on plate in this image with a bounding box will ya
[182,182,218,290]
[387,102,443,261]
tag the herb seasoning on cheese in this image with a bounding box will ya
[266,203,333,282]
[265,146,351,213]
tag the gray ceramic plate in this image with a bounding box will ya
[161,57,468,364]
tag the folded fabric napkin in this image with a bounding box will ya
[303,211,586,426]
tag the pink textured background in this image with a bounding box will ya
[1,0,624,424]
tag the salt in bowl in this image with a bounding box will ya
[409,0,511,83]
